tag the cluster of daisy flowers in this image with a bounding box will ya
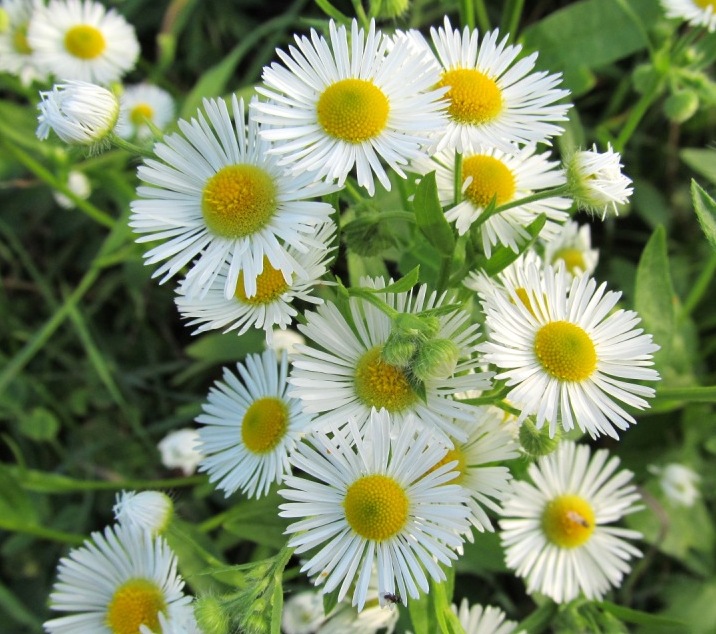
[27,4,678,632]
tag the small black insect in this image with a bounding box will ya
[383,592,402,605]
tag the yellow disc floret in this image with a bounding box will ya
[354,346,417,412]
[428,446,466,483]
[439,68,503,125]
[234,256,290,305]
[552,248,586,275]
[130,103,154,127]
[695,0,716,9]
[13,26,32,55]
[344,474,409,541]
[201,164,277,239]
[542,494,596,548]
[105,578,166,634]
[241,397,288,454]
[534,321,597,382]
[64,24,106,60]
[317,78,389,143]
[462,155,516,208]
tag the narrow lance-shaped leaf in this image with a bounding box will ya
[414,171,456,257]
[691,179,716,250]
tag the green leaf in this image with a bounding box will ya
[413,171,455,257]
[691,180,716,250]
[0,465,38,531]
[322,586,342,617]
[681,149,716,185]
[365,266,420,294]
[408,588,439,634]
[0,581,42,630]
[634,225,674,362]
[600,601,686,628]
[18,406,60,442]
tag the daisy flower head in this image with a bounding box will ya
[0,0,45,85]
[542,219,599,278]
[253,19,447,196]
[288,277,493,442]
[117,83,176,140]
[413,143,571,254]
[279,408,471,611]
[113,490,174,536]
[500,441,642,603]
[439,410,519,536]
[27,0,139,85]
[157,428,203,476]
[175,221,336,341]
[53,169,91,209]
[661,0,716,31]
[129,95,335,300]
[565,143,633,219]
[43,523,193,634]
[649,462,701,507]
[452,599,520,634]
[196,348,313,498]
[479,263,660,439]
[464,249,543,300]
[37,80,119,146]
[424,16,571,153]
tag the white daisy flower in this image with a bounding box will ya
[36,80,119,146]
[253,19,447,196]
[282,591,326,634]
[279,408,471,611]
[413,144,571,255]
[113,490,174,536]
[175,221,336,340]
[288,277,493,443]
[541,219,599,278]
[157,428,203,476]
[500,441,642,603]
[661,0,716,31]
[438,410,519,536]
[196,348,313,498]
[268,328,306,355]
[479,263,660,439]
[129,95,335,300]
[418,16,571,152]
[117,83,175,140]
[0,0,45,85]
[649,462,701,507]
[452,599,520,634]
[53,169,92,209]
[463,249,543,300]
[43,523,193,634]
[27,0,140,85]
[565,143,633,219]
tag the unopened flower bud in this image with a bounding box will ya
[382,334,417,368]
[663,89,699,123]
[194,596,231,634]
[371,0,409,18]
[412,338,459,382]
[112,490,174,536]
[519,418,560,457]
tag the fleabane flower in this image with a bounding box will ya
[157,428,203,476]
[117,83,175,140]
[565,143,633,219]
[500,441,642,603]
[288,277,493,442]
[43,523,193,634]
[0,0,45,85]
[113,490,174,536]
[279,408,471,611]
[175,221,336,341]
[129,95,335,300]
[452,599,520,634]
[479,263,660,439]
[196,348,313,498]
[253,19,447,195]
[649,462,701,507]
[27,0,139,85]
[412,144,571,255]
[37,80,119,146]
[414,16,571,152]
[541,219,599,278]
[661,0,716,31]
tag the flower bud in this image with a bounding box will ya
[370,0,410,18]
[194,596,231,634]
[663,89,699,124]
[518,418,560,457]
[381,333,417,368]
[112,490,174,536]
[412,338,459,382]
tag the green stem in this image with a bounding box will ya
[500,0,525,42]
[109,134,156,158]
[350,0,370,29]
[655,385,716,402]
[681,251,716,318]
[613,80,663,152]
[9,524,86,546]
[436,255,453,296]
[347,287,400,320]
[453,151,463,206]
[1,138,115,228]
[471,185,570,231]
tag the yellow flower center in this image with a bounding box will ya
[439,68,503,125]
[201,164,277,239]
[64,24,106,60]
[429,446,466,483]
[241,397,288,454]
[462,155,516,208]
[695,0,716,9]
[344,474,409,541]
[317,78,389,143]
[514,287,537,318]
[130,103,155,127]
[534,321,597,382]
[234,256,290,305]
[542,494,596,548]
[354,346,416,412]
[552,248,586,274]
[105,578,166,634]
[13,25,32,55]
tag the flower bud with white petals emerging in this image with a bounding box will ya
[412,337,459,382]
